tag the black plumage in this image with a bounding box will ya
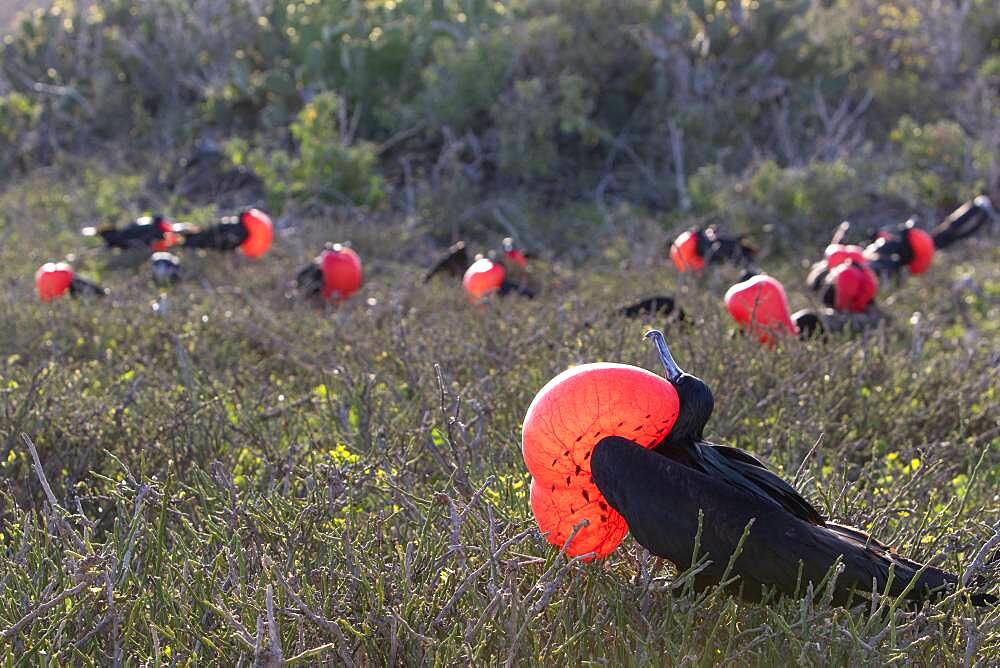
[424,241,470,282]
[151,252,181,286]
[619,296,686,321]
[675,226,758,269]
[175,217,248,251]
[498,279,536,299]
[930,196,996,250]
[593,437,969,605]
[295,262,325,299]
[792,307,889,340]
[82,216,170,250]
[589,330,993,606]
[702,226,758,267]
[68,276,108,297]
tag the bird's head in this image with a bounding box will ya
[644,330,715,447]
[502,237,528,269]
[973,195,997,221]
[150,252,181,286]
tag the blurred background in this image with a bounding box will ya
[0,0,997,258]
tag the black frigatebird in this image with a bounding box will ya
[426,238,536,298]
[173,208,273,258]
[791,306,890,340]
[585,331,993,605]
[670,226,757,273]
[151,252,181,286]
[929,195,996,250]
[293,242,364,302]
[82,215,179,251]
[618,296,686,322]
[35,262,108,301]
[424,241,470,282]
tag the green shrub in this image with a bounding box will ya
[228,93,384,212]
[885,116,988,208]
[0,93,39,176]
[694,159,869,249]
[416,35,513,131]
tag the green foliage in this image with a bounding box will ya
[692,159,869,247]
[228,93,385,212]
[885,116,989,209]
[0,93,38,176]
[2,0,998,220]
[416,34,513,130]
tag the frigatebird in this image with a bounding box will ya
[618,296,686,322]
[151,252,181,286]
[172,208,273,258]
[808,197,995,288]
[586,331,992,605]
[425,238,536,298]
[791,306,890,340]
[929,196,996,250]
[35,262,108,301]
[424,241,471,282]
[82,216,178,251]
[670,226,757,273]
[294,242,363,302]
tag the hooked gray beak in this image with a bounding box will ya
[974,195,998,221]
[644,329,683,382]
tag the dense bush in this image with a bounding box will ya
[227,92,385,212]
[1,0,997,244]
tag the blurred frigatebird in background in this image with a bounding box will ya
[670,226,758,274]
[808,197,995,288]
[588,331,995,605]
[928,195,996,250]
[425,237,537,298]
[82,215,179,251]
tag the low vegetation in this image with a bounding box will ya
[0,0,998,663]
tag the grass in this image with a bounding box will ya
[0,166,998,664]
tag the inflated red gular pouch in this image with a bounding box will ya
[463,258,505,301]
[828,261,878,313]
[320,244,363,302]
[239,208,274,258]
[670,230,705,273]
[824,243,866,270]
[35,262,74,302]
[522,363,680,558]
[724,274,798,345]
[905,228,934,275]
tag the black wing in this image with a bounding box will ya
[692,442,826,526]
[619,296,678,319]
[424,242,469,282]
[498,280,535,299]
[591,436,962,605]
[177,221,247,250]
[931,197,995,250]
[295,262,324,298]
[69,276,108,297]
